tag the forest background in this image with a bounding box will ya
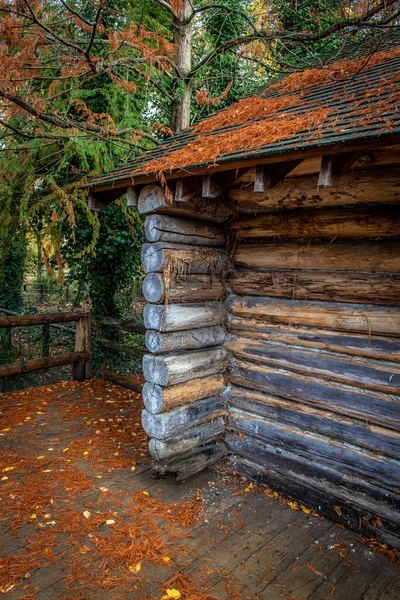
[0,0,398,318]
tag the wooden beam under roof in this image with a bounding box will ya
[254,159,303,192]
[318,152,361,187]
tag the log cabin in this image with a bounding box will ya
[87,45,400,547]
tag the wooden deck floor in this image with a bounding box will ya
[0,378,399,600]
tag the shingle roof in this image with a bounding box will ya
[89,46,400,192]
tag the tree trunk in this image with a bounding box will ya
[171,0,192,133]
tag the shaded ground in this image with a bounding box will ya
[0,378,399,599]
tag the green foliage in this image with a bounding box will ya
[62,200,144,318]
[0,232,26,312]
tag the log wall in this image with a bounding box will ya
[139,184,230,480]
[226,161,400,547]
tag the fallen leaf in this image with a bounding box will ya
[2,466,15,472]
[106,519,116,525]
[302,507,312,514]
[100,487,109,492]
[62,447,69,452]
[37,456,45,459]
[142,491,149,496]
[162,589,181,600]
[128,562,141,574]
[244,487,251,493]
[30,514,37,519]
[162,556,171,563]
[83,511,91,519]
[83,451,89,456]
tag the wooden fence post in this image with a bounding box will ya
[72,313,91,381]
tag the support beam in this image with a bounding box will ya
[175,177,202,202]
[202,174,222,199]
[202,168,250,198]
[88,193,108,211]
[254,159,302,192]
[127,186,138,207]
[318,152,360,187]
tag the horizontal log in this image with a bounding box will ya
[149,418,225,460]
[144,302,226,332]
[233,242,400,272]
[152,442,226,481]
[229,386,400,459]
[228,167,400,213]
[227,443,400,547]
[0,310,87,328]
[0,351,88,378]
[228,336,400,395]
[141,397,225,439]
[231,269,400,305]
[231,205,400,239]
[229,408,400,491]
[101,370,142,393]
[229,359,400,430]
[100,340,145,357]
[141,243,229,274]
[229,296,400,336]
[142,374,225,413]
[145,325,226,354]
[138,184,232,222]
[143,347,229,386]
[144,214,225,246]
[229,318,400,362]
[143,272,226,303]
[96,315,145,334]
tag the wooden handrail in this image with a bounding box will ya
[96,315,145,335]
[0,352,89,378]
[0,310,86,328]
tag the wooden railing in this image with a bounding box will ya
[0,311,91,382]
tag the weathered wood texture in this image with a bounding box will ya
[143,272,226,303]
[96,314,146,334]
[143,347,229,386]
[138,184,232,222]
[233,242,400,272]
[231,205,400,239]
[144,214,225,246]
[229,359,400,430]
[152,442,226,481]
[145,325,226,354]
[144,302,226,332]
[229,386,400,459]
[148,418,224,459]
[0,310,86,328]
[143,374,225,413]
[231,270,400,305]
[141,396,225,438]
[229,296,400,336]
[228,450,400,548]
[227,336,400,395]
[228,167,400,213]
[141,243,229,274]
[229,318,400,362]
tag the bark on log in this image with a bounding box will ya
[229,359,400,430]
[149,418,224,460]
[142,374,225,413]
[228,408,400,491]
[145,325,226,354]
[0,310,86,328]
[144,302,226,332]
[231,205,400,239]
[231,269,400,306]
[228,385,400,460]
[229,296,400,336]
[138,184,232,222]
[143,347,229,386]
[141,397,225,438]
[141,243,229,274]
[228,167,400,213]
[0,351,88,378]
[227,336,400,395]
[233,242,400,272]
[152,442,226,481]
[229,318,400,363]
[143,272,226,303]
[145,214,225,246]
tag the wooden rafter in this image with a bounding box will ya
[318,152,361,187]
[254,159,303,192]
